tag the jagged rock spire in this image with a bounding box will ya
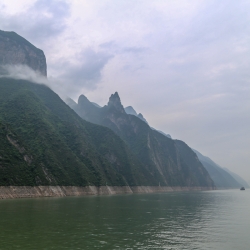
[108,92,125,113]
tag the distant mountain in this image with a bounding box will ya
[192,149,244,188]
[68,92,215,188]
[137,113,148,124]
[223,168,249,188]
[125,106,148,124]
[125,106,137,116]
[0,30,47,76]
[92,102,101,108]
[151,128,172,139]
[125,106,171,138]
[65,97,77,109]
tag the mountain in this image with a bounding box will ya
[0,30,47,76]
[125,106,138,116]
[137,113,148,124]
[125,106,171,138]
[151,128,172,139]
[192,149,244,188]
[0,78,157,186]
[223,168,249,188]
[68,92,215,188]
[92,102,101,108]
[125,106,148,124]
[124,101,245,189]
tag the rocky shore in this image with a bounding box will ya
[0,186,215,199]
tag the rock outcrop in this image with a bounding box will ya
[108,92,125,113]
[0,30,47,76]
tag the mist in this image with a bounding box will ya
[0,64,71,101]
[0,64,47,83]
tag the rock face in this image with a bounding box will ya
[108,92,125,113]
[0,30,47,76]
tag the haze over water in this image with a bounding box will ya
[0,190,249,249]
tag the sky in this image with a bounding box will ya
[0,0,249,181]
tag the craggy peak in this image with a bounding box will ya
[108,92,125,113]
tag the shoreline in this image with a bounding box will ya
[0,186,215,199]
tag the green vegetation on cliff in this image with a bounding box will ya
[0,78,150,186]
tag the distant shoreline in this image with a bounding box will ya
[0,186,215,199]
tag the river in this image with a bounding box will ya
[0,189,249,249]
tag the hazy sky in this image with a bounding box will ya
[1,0,249,181]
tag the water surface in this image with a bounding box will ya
[0,190,249,249]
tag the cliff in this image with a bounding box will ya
[0,30,47,76]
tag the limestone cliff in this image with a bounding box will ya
[0,30,47,76]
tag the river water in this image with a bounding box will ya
[0,190,249,249]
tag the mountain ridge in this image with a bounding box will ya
[68,92,215,188]
[192,149,246,188]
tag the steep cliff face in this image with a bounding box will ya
[0,30,47,76]
[69,92,215,188]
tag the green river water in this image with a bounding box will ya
[0,190,249,249]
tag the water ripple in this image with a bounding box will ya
[0,190,250,249]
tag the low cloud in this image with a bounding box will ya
[0,64,73,100]
[0,64,47,84]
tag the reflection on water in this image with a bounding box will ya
[0,190,250,249]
